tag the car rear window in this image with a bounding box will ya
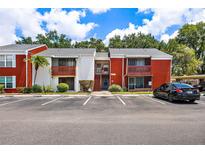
[173,83,193,88]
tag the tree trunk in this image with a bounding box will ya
[34,69,38,85]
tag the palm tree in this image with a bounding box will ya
[30,56,49,85]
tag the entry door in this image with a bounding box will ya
[102,76,109,90]
[59,77,74,90]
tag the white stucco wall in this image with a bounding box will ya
[50,76,58,91]
[75,56,95,91]
[32,55,95,92]
[32,57,52,87]
[78,56,95,80]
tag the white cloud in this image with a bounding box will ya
[0,9,45,45]
[104,8,205,44]
[88,8,110,14]
[104,23,143,45]
[160,30,178,43]
[42,9,97,41]
[0,8,97,45]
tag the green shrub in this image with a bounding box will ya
[43,85,54,93]
[23,87,32,94]
[16,87,24,93]
[122,87,127,92]
[32,84,42,93]
[57,83,69,92]
[0,84,4,93]
[79,80,94,92]
[108,84,122,92]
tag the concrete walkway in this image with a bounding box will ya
[91,91,113,96]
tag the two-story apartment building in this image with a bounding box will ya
[35,48,96,91]
[109,48,172,91]
[0,44,172,92]
[0,44,48,93]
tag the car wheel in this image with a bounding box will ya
[153,92,158,98]
[168,94,173,102]
[189,99,195,103]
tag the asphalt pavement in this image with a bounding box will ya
[0,95,205,144]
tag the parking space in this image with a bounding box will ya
[39,96,89,111]
[84,96,125,111]
[0,95,205,144]
[0,95,204,111]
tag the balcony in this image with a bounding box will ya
[52,66,76,76]
[128,65,151,76]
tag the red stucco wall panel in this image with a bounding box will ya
[151,60,171,90]
[110,58,123,86]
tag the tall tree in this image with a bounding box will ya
[108,33,160,48]
[177,22,205,73]
[170,45,202,76]
[109,35,124,48]
[74,38,107,52]
[16,37,33,44]
[30,56,49,84]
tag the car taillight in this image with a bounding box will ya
[176,89,183,93]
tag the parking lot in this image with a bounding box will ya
[0,94,205,144]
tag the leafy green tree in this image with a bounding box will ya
[74,38,107,52]
[16,36,33,44]
[109,35,124,48]
[170,45,202,76]
[177,22,205,73]
[30,56,49,84]
[108,33,160,48]
[177,22,205,58]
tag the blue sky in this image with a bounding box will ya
[0,8,204,45]
[37,8,155,39]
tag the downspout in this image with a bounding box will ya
[122,58,124,87]
[25,50,28,88]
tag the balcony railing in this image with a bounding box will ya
[128,65,151,76]
[52,66,76,76]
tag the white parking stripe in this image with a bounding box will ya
[83,96,92,106]
[116,96,126,106]
[0,97,31,107]
[143,96,167,105]
[41,97,62,106]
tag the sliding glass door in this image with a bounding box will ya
[128,77,144,89]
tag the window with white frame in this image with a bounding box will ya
[0,55,16,67]
[0,76,16,88]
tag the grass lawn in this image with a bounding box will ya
[36,92,91,95]
[111,91,153,95]
[0,92,91,95]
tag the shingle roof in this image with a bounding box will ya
[95,52,109,58]
[109,48,172,59]
[37,48,96,57]
[0,44,45,54]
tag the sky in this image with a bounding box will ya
[0,8,204,46]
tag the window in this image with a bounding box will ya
[0,76,16,88]
[173,83,193,89]
[128,77,135,89]
[0,55,16,67]
[128,58,145,66]
[128,77,144,89]
[52,58,76,66]
[102,64,109,73]
[96,64,102,73]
